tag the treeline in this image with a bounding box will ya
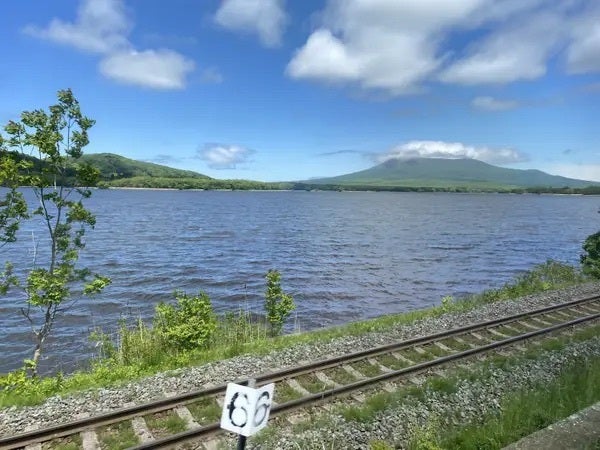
[290,183,600,195]
[99,176,292,190]
[0,151,96,188]
[519,185,600,195]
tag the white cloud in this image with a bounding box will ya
[439,11,565,85]
[215,0,287,47]
[99,50,195,89]
[287,0,600,94]
[378,140,528,165]
[566,4,600,74]
[286,29,361,82]
[23,0,130,53]
[199,144,254,169]
[466,0,546,24]
[24,0,195,90]
[471,96,519,111]
[287,0,482,94]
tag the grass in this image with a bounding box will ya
[420,344,448,357]
[444,338,472,351]
[186,397,221,424]
[323,366,357,385]
[376,354,409,370]
[144,412,187,437]
[43,435,82,450]
[588,439,600,450]
[341,391,396,423]
[97,422,138,450]
[295,374,331,393]
[399,348,433,363]
[369,441,395,450]
[276,380,304,403]
[351,360,383,378]
[0,260,589,407]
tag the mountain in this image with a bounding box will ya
[80,153,211,181]
[80,153,287,190]
[308,158,594,189]
[1,151,290,190]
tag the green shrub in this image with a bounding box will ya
[154,291,217,350]
[0,368,30,394]
[0,367,67,405]
[264,270,295,336]
[581,231,600,279]
[440,295,454,312]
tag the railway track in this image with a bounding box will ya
[2,294,600,450]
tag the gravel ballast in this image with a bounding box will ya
[1,282,599,441]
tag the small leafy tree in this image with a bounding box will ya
[581,231,600,279]
[154,291,217,350]
[0,89,110,376]
[264,269,295,336]
[0,152,29,295]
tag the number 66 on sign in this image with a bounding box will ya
[220,382,275,437]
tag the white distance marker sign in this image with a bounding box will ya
[220,382,275,437]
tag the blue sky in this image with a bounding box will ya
[1,0,599,181]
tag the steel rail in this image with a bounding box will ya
[249,294,600,382]
[1,294,599,450]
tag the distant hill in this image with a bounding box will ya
[308,158,594,189]
[80,153,211,181]
[1,151,291,190]
[80,153,289,190]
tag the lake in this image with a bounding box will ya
[0,189,598,373]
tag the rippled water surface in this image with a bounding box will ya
[1,190,598,373]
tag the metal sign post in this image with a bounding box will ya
[236,379,254,450]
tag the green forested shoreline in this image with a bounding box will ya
[97,176,289,190]
[102,178,600,194]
